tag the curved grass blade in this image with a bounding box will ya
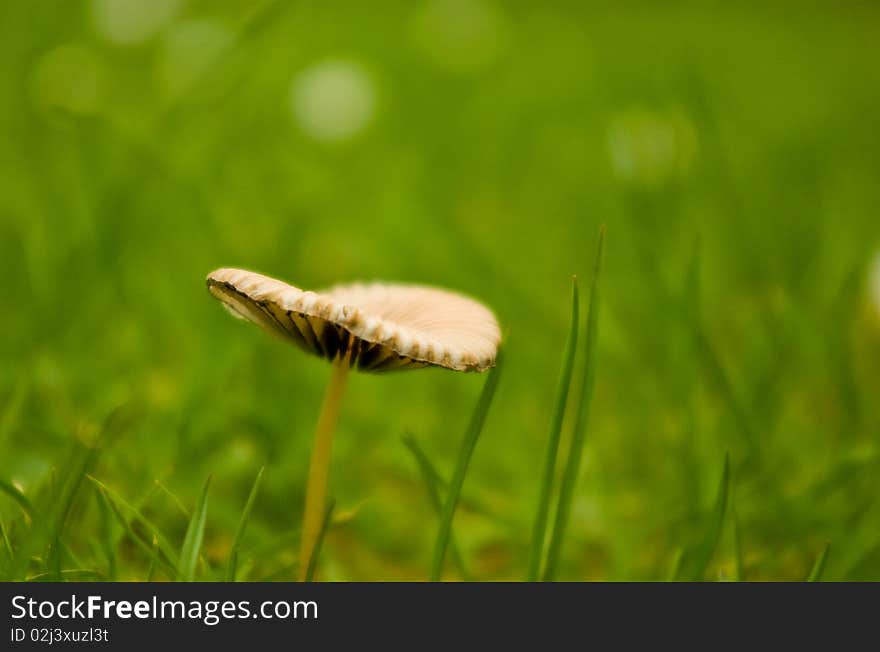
[28,568,105,581]
[154,479,191,519]
[430,354,503,581]
[403,434,469,580]
[0,478,36,519]
[95,485,177,578]
[304,498,335,582]
[543,225,605,581]
[87,476,179,569]
[527,278,579,581]
[807,542,830,582]
[226,466,265,581]
[687,453,730,581]
[178,475,212,582]
[667,547,685,581]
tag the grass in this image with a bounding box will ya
[808,543,831,582]
[226,466,265,581]
[542,226,605,581]
[527,278,580,581]
[303,498,336,582]
[178,475,211,582]
[683,453,730,581]
[430,355,503,581]
[2,1,880,581]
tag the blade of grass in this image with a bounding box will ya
[732,503,744,581]
[154,479,191,519]
[303,498,335,582]
[0,478,36,519]
[96,486,177,578]
[807,542,830,581]
[430,354,503,581]
[178,475,212,582]
[527,277,580,581]
[147,534,160,581]
[687,453,730,581]
[28,568,105,581]
[667,547,685,581]
[403,434,470,580]
[0,514,12,560]
[543,225,605,581]
[88,476,179,567]
[95,487,117,580]
[226,466,265,581]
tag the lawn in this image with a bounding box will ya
[1,0,879,581]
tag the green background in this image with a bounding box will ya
[1,0,879,580]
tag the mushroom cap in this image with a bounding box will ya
[206,268,500,372]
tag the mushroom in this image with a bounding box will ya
[206,268,501,579]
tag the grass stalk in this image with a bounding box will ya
[226,466,265,581]
[178,475,212,581]
[542,225,605,581]
[807,542,830,581]
[430,355,503,581]
[527,278,580,581]
[403,434,470,580]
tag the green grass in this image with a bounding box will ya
[430,356,503,581]
[226,466,265,581]
[178,475,211,582]
[2,1,880,581]
[403,434,470,579]
[808,543,831,582]
[527,278,579,581]
[303,498,336,582]
[543,226,605,581]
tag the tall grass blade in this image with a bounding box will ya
[0,514,12,561]
[527,278,579,581]
[95,487,117,580]
[430,354,503,581]
[543,225,605,581]
[178,475,212,582]
[687,453,730,580]
[403,434,470,580]
[304,498,335,582]
[226,466,265,581]
[732,503,744,581]
[667,547,684,581]
[147,534,160,581]
[807,542,830,582]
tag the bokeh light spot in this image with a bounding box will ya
[290,60,377,143]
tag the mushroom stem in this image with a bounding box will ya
[298,352,350,581]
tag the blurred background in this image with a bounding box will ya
[1,0,879,580]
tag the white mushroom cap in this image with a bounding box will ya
[206,268,500,372]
